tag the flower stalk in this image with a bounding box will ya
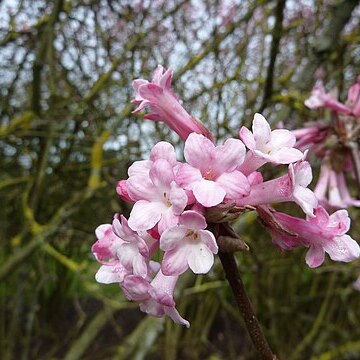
[217,247,277,359]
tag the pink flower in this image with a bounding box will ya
[260,206,360,268]
[292,123,329,154]
[95,262,129,284]
[236,161,318,217]
[132,65,213,141]
[160,211,218,275]
[305,80,352,114]
[176,133,250,207]
[92,222,130,284]
[127,141,178,178]
[314,162,360,209]
[116,180,133,203]
[239,113,303,174]
[92,223,124,264]
[346,77,360,116]
[122,270,190,327]
[92,215,158,284]
[127,159,188,234]
[112,215,153,278]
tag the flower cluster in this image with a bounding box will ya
[92,66,360,326]
[294,77,360,209]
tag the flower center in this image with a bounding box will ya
[163,192,172,207]
[202,168,215,180]
[185,230,199,241]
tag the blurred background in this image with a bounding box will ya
[1,0,360,359]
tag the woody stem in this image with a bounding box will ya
[216,224,277,360]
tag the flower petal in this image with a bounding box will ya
[128,160,152,177]
[162,247,190,275]
[192,180,226,207]
[270,147,304,164]
[239,126,256,150]
[164,307,190,328]
[117,243,136,268]
[95,264,127,284]
[176,163,203,189]
[122,275,151,301]
[212,138,246,173]
[132,254,148,278]
[294,162,313,187]
[199,230,218,253]
[328,209,350,234]
[179,211,207,230]
[149,159,175,189]
[252,113,271,147]
[95,224,112,239]
[169,182,187,214]
[128,200,165,231]
[132,79,149,93]
[138,83,163,102]
[305,246,325,268]
[293,187,318,217]
[324,235,360,262]
[184,133,214,170]
[160,225,188,251]
[159,67,173,90]
[188,245,214,274]
[150,141,177,165]
[126,175,157,202]
[269,129,296,149]
[157,208,179,235]
[216,170,250,200]
[308,206,329,227]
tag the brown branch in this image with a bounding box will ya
[258,0,286,113]
[214,223,277,360]
[218,251,277,360]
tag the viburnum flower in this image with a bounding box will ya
[160,211,218,275]
[95,262,130,285]
[314,162,360,209]
[239,113,304,175]
[122,270,189,327]
[176,133,250,207]
[127,141,178,178]
[304,80,352,114]
[92,223,124,263]
[260,206,360,268]
[91,223,129,284]
[236,161,318,216]
[346,77,360,116]
[131,65,214,141]
[307,77,360,117]
[127,158,188,234]
[112,215,151,278]
[292,122,329,155]
[93,65,360,328]
[117,141,183,203]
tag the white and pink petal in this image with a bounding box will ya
[192,179,226,207]
[128,200,166,231]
